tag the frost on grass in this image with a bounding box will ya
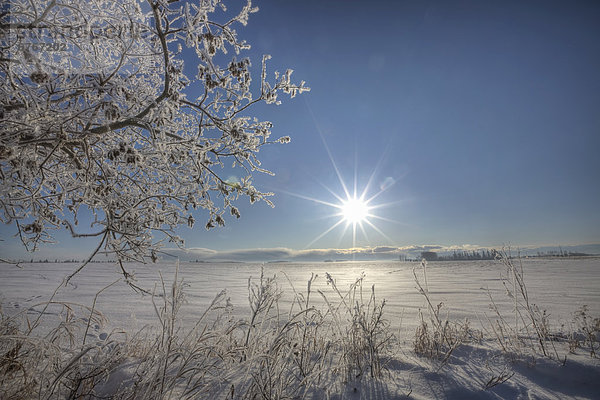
[0,268,394,399]
[484,249,567,364]
[413,260,471,365]
[1,257,600,399]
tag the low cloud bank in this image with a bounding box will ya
[162,244,489,262]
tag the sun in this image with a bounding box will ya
[280,109,399,249]
[341,197,370,224]
[281,137,399,249]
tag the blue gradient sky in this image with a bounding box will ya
[2,0,599,261]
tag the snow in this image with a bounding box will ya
[1,257,599,399]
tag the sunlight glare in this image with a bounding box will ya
[299,99,401,250]
[341,197,369,224]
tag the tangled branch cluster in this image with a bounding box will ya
[0,0,309,264]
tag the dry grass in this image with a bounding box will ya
[319,272,393,381]
[0,298,126,399]
[412,260,471,366]
[1,255,597,398]
[568,305,600,358]
[484,248,566,364]
[0,265,394,399]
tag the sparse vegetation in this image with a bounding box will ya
[0,267,393,399]
[569,305,600,358]
[485,249,566,364]
[1,255,598,399]
[413,260,470,365]
[320,272,392,381]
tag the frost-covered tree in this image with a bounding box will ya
[0,0,308,277]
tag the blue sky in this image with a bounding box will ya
[1,0,599,261]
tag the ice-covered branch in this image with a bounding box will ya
[0,0,308,265]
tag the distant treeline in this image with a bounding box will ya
[16,259,106,263]
[419,249,592,262]
[532,250,591,258]
[420,250,498,261]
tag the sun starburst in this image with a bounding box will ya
[297,143,398,250]
[340,196,370,224]
[281,100,403,251]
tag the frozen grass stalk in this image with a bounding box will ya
[487,248,566,364]
[413,260,469,365]
[3,260,598,398]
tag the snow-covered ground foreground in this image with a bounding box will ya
[1,257,599,399]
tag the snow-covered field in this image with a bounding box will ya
[1,257,599,399]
